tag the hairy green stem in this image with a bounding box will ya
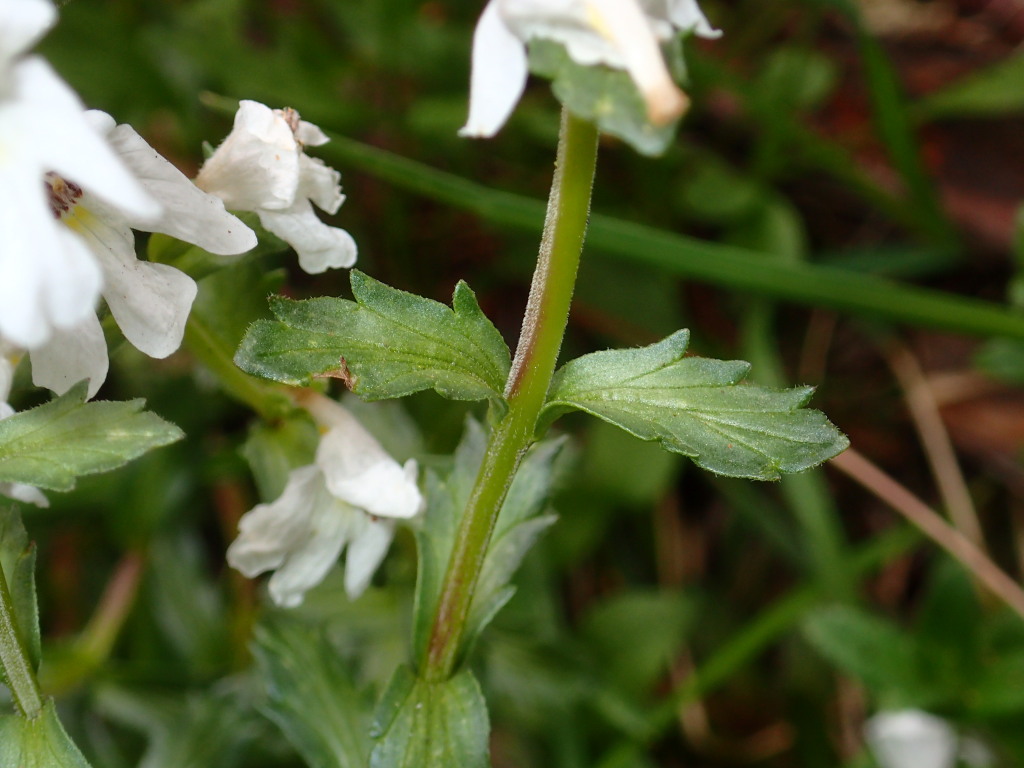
[423,110,599,681]
[0,559,43,718]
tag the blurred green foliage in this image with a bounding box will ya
[6,0,1024,766]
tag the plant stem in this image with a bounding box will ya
[423,110,599,681]
[184,314,294,421]
[0,558,43,718]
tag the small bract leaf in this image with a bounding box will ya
[540,330,848,480]
[0,700,92,768]
[235,271,511,404]
[412,420,564,665]
[0,508,40,673]
[253,621,372,768]
[369,665,489,768]
[0,383,184,492]
[528,40,678,157]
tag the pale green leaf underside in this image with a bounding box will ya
[253,622,370,768]
[0,508,40,673]
[370,666,488,768]
[235,270,510,403]
[541,330,849,480]
[0,383,184,492]
[0,701,92,768]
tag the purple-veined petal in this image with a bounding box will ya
[14,58,159,222]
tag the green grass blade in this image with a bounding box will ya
[323,135,1024,341]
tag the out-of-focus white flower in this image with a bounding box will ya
[0,56,159,352]
[0,0,54,85]
[864,710,958,768]
[195,100,357,275]
[0,348,47,507]
[28,111,257,397]
[461,0,720,138]
[227,396,422,607]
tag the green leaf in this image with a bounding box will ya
[369,665,488,768]
[0,700,92,768]
[803,606,925,701]
[528,40,677,157]
[252,621,372,768]
[540,330,848,480]
[970,651,1024,716]
[582,589,694,697]
[412,420,563,664]
[0,383,184,492]
[92,686,252,768]
[235,271,510,404]
[0,508,40,673]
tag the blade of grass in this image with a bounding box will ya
[321,134,1024,341]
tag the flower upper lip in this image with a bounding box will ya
[195,100,357,275]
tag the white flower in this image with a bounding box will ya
[460,0,721,138]
[0,349,47,507]
[864,710,958,768]
[0,0,54,86]
[28,110,257,397]
[0,54,159,352]
[227,397,422,607]
[0,0,256,396]
[195,100,357,275]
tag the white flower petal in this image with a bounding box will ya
[104,259,196,359]
[0,355,14,404]
[14,58,159,222]
[69,196,198,359]
[344,515,395,598]
[29,312,108,398]
[227,465,324,578]
[295,119,329,147]
[865,710,958,768]
[266,497,354,608]
[0,482,49,508]
[298,154,344,215]
[257,202,357,274]
[587,0,687,124]
[0,0,55,74]
[310,397,423,519]
[99,118,257,255]
[666,0,721,38]
[460,0,530,138]
[0,163,101,347]
[195,100,300,211]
